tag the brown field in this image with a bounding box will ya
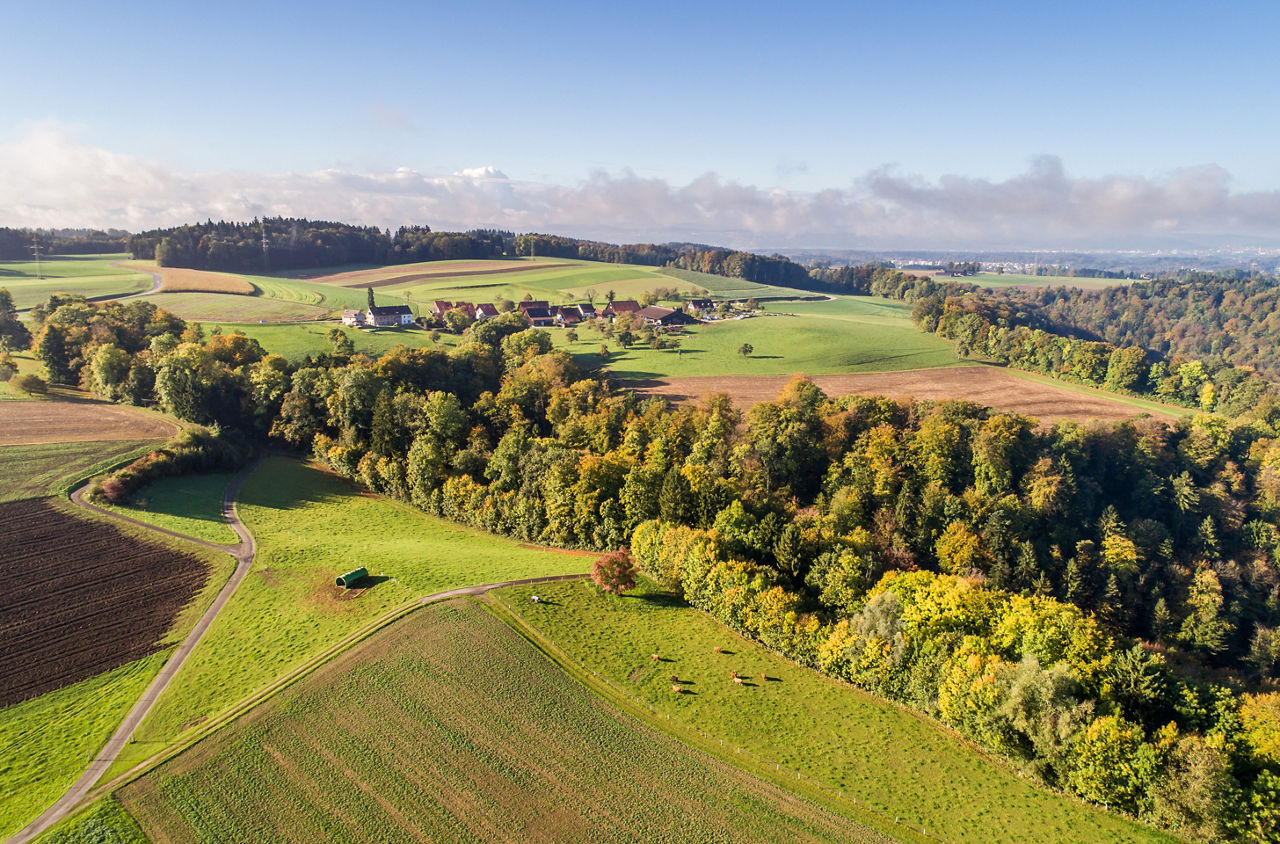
[0,401,177,446]
[629,367,1180,424]
[0,499,210,706]
[314,261,577,289]
[121,599,889,843]
[118,261,254,295]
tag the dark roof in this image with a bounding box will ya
[369,304,413,316]
[606,300,640,313]
[476,303,499,316]
[637,305,675,320]
[522,307,554,320]
[518,300,550,312]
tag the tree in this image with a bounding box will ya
[738,343,754,358]
[366,287,376,310]
[35,324,72,384]
[592,547,636,595]
[327,327,355,356]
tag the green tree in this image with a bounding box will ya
[366,287,376,310]
[35,324,72,384]
[327,327,355,356]
[738,342,754,357]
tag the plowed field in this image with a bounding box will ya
[631,367,1180,424]
[0,401,176,446]
[0,499,209,706]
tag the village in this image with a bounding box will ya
[340,296,725,331]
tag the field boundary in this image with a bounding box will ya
[7,458,262,844]
[54,573,588,834]
[481,593,934,843]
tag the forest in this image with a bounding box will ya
[0,227,130,259]
[11,282,1280,839]
[986,271,1280,381]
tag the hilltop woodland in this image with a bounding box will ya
[0,227,129,259]
[9,275,1280,840]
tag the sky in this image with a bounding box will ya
[3,0,1280,250]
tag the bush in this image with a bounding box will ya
[12,373,47,394]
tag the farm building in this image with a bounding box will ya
[603,300,640,319]
[475,303,500,320]
[521,306,556,328]
[689,298,714,313]
[637,305,699,327]
[341,309,367,327]
[431,300,453,316]
[555,307,582,326]
[367,304,414,326]
[574,303,597,319]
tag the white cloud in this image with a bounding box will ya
[3,123,1279,249]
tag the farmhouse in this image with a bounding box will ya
[367,304,414,326]
[555,307,582,326]
[341,309,366,327]
[432,300,453,316]
[521,306,556,328]
[689,298,714,313]
[475,303,500,320]
[637,305,699,327]
[574,303,597,319]
[603,299,640,319]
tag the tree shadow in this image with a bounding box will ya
[621,592,685,609]
[762,675,782,683]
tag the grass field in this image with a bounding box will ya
[0,254,152,310]
[98,472,239,544]
[139,292,330,323]
[659,266,813,300]
[120,599,894,843]
[0,439,157,502]
[221,322,452,360]
[966,272,1134,290]
[0,653,168,840]
[492,578,1165,843]
[567,295,962,379]
[105,457,587,779]
[0,508,232,841]
[38,797,146,844]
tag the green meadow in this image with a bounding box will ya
[0,254,151,310]
[492,578,1167,844]
[0,654,168,840]
[105,456,587,780]
[563,295,962,379]
[98,472,240,545]
[967,272,1133,290]
[0,440,158,502]
[220,321,453,360]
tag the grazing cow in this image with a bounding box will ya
[651,653,660,661]
[733,676,744,685]
[671,685,682,694]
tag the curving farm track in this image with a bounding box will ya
[8,459,588,843]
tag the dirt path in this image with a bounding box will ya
[8,458,261,844]
[8,462,588,844]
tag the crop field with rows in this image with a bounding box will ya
[120,599,891,843]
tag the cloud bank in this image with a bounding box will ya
[4,124,1279,250]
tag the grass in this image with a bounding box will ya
[0,255,151,310]
[97,472,240,544]
[0,440,157,502]
[0,653,169,841]
[966,272,1134,290]
[219,322,453,360]
[37,797,146,844]
[104,456,587,780]
[491,578,1167,843]
[565,295,963,379]
[139,292,329,323]
[659,266,813,300]
[120,599,893,843]
[0,509,232,842]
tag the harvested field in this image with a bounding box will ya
[119,261,254,294]
[0,499,209,706]
[630,367,1181,424]
[0,400,176,446]
[338,262,577,289]
[121,599,888,843]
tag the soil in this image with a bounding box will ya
[628,367,1179,424]
[0,498,209,707]
[0,400,177,446]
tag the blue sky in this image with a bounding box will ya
[4,0,1280,247]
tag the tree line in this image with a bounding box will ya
[14,282,1280,836]
[0,227,130,259]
